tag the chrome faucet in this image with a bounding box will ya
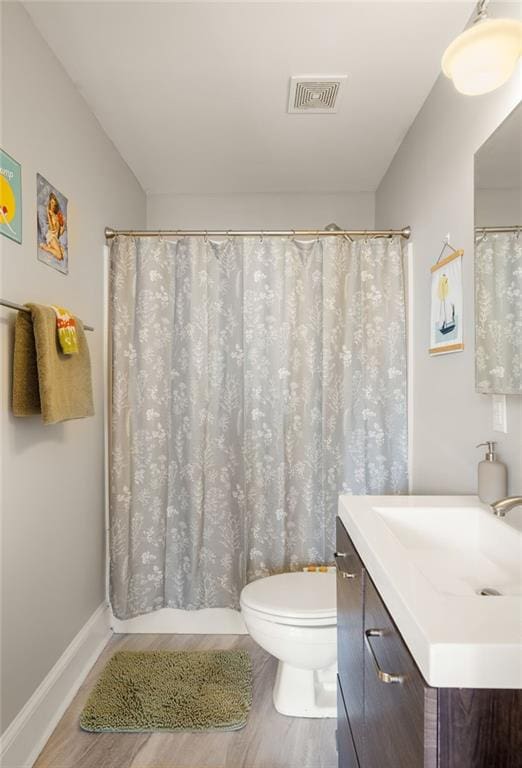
[490,496,522,517]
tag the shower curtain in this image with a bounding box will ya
[110,235,407,620]
[475,232,522,394]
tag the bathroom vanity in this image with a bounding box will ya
[336,495,522,768]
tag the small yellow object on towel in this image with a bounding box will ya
[51,305,78,354]
[303,565,335,573]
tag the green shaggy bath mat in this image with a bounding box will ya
[80,649,252,733]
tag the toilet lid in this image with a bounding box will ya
[240,571,336,620]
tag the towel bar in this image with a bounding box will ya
[0,298,94,331]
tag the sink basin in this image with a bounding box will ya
[338,495,522,689]
[374,505,522,597]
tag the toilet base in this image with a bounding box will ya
[272,660,337,718]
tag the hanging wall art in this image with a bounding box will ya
[429,246,464,355]
[0,148,22,244]
[37,173,68,274]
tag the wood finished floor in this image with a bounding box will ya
[33,634,337,768]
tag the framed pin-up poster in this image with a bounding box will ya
[37,173,68,274]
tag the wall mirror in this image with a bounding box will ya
[474,102,522,395]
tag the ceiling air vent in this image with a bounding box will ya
[288,75,347,114]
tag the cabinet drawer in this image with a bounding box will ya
[336,518,364,757]
[363,574,425,768]
[335,516,359,562]
[337,679,361,768]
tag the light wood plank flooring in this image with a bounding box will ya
[33,634,337,768]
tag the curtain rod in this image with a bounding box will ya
[0,299,94,332]
[475,225,521,234]
[105,226,411,240]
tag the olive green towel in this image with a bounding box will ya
[80,650,252,733]
[12,303,94,424]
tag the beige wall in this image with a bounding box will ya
[147,192,375,230]
[376,69,521,501]
[0,2,145,732]
[475,187,521,227]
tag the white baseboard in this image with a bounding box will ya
[0,602,112,768]
[111,607,247,635]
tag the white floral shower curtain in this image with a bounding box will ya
[475,232,522,394]
[110,235,407,620]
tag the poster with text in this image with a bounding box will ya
[0,149,22,244]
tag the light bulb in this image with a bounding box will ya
[442,17,522,96]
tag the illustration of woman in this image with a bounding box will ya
[39,192,66,261]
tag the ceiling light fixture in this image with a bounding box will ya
[442,0,522,96]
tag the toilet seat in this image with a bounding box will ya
[241,604,336,627]
[240,571,336,626]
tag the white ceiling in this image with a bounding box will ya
[24,1,474,195]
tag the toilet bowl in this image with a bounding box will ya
[240,571,337,718]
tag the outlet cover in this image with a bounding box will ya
[492,394,507,433]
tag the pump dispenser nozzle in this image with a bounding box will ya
[476,441,497,461]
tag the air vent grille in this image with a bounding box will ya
[288,76,347,114]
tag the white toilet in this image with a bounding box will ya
[240,571,337,718]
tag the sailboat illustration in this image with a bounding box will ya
[437,272,456,335]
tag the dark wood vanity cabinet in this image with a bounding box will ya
[337,685,361,768]
[336,518,364,759]
[336,516,522,768]
[363,575,426,768]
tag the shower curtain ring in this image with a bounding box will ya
[204,231,208,243]
[260,231,264,242]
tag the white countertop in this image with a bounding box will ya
[338,495,522,689]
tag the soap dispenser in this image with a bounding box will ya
[476,441,507,505]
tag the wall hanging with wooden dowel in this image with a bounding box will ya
[429,240,464,355]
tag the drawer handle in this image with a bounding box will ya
[334,552,356,579]
[364,629,405,684]
[341,571,356,580]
